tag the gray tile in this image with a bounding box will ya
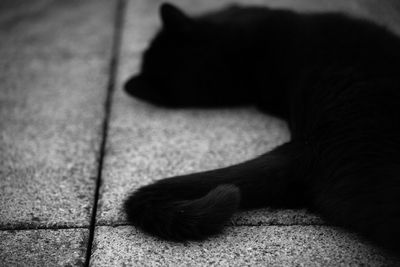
[98,0,317,227]
[96,0,396,227]
[97,0,395,227]
[231,208,324,226]
[98,99,290,224]
[90,225,398,266]
[0,228,88,267]
[92,0,400,266]
[0,0,115,228]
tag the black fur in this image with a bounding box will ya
[124,3,400,253]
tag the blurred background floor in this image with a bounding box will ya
[0,0,399,266]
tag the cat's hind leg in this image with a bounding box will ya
[124,141,312,241]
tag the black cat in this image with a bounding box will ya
[124,3,400,254]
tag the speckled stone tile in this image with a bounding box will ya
[0,0,115,228]
[96,0,399,227]
[231,208,324,226]
[0,228,88,267]
[97,0,327,227]
[90,225,399,266]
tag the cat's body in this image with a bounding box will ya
[124,3,400,254]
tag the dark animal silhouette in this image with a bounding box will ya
[124,3,400,254]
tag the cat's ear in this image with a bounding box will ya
[160,3,193,33]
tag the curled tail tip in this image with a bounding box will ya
[205,184,241,211]
[212,184,240,196]
[124,184,240,241]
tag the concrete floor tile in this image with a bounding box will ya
[0,228,88,267]
[96,0,394,227]
[0,0,115,228]
[96,1,400,265]
[231,208,324,226]
[98,0,308,227]
[90,225,399,266]
[1,0,399,266]
[98,95,290,224]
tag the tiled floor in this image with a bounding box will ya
[1,0,399,266]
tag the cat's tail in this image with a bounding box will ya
[124,184,240,241]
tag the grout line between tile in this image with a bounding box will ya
[0,222,332,232]
[94,222,330,228]
[0,225,88,231]
[84,0,126,266]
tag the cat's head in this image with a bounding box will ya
[124,3,250,108]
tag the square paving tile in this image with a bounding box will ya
[90,225,399,266]
[0,0,115,228]
[0,228,88,267]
